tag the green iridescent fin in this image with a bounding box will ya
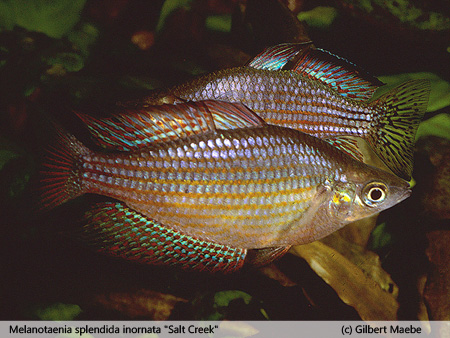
[292,48,384,101]
[368,80,431,181]
[246,43,383,101]
[76,100,263,151]
[324,136,364,163]
[246,246,291,267]
[246,42,311,70]
[81,202,247,273]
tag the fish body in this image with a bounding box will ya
[40,101,410,250]
[169,67,383,139]
[136,45,430,181]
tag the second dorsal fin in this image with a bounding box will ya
[246,43,383,101]
[77,100,264,151]
[292,48,383,101]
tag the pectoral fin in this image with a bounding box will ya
[246,246,291,267]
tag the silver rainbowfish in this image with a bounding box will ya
[134,43,430,181]
[39,100,411,269]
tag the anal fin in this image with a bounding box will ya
[81,202,247,273]
[368,79,431,180]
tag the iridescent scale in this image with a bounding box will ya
[80,125,342,248]
[174,68,376,139]
[82,202,246,272]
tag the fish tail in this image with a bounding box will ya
[368,79,430,180]
[38,127,90,211]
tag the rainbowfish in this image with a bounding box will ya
[133,43,430,181]
[39,100,410,271]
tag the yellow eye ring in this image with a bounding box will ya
[363,182,387,207]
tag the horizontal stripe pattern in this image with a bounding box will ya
[175,68,377,138]
[79,125,342,248]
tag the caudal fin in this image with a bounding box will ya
[38,127,90,211]
[368,80,430,181]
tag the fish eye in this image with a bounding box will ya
[363,182,387,207]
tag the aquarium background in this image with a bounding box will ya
[0,0,449,322]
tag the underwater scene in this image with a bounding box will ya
[0,0,449,324]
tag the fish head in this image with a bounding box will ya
[328,169,411,223]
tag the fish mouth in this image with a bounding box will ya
[397,187,412,203]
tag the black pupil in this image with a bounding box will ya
[370,188,383,201]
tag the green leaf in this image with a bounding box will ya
[0,0,87,38]
[67,22,100,56]
[156,0,193,33]
[378,72,450,112]
[34,303,82,321]
[416,113,450,141]
[0,149,19,171]
[206,15,232,33]
[369,222,393,251]
[214,290,252,308]
[44,52,84,72]
[297,6,338,29]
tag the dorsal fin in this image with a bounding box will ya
[325,136,365,162]
[246,42,312,70]
[246,44,383,101]
[292,48,383,101]
[76,100,263,151]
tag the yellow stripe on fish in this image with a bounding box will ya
[38,100,411,249]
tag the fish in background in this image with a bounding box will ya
[38,100,411,272]
[130,43,430,181]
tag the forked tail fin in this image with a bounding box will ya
[38,127,90,211]
[368,80,430,181]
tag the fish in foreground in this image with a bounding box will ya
[39,100,411,272]
[134,43,430,181]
